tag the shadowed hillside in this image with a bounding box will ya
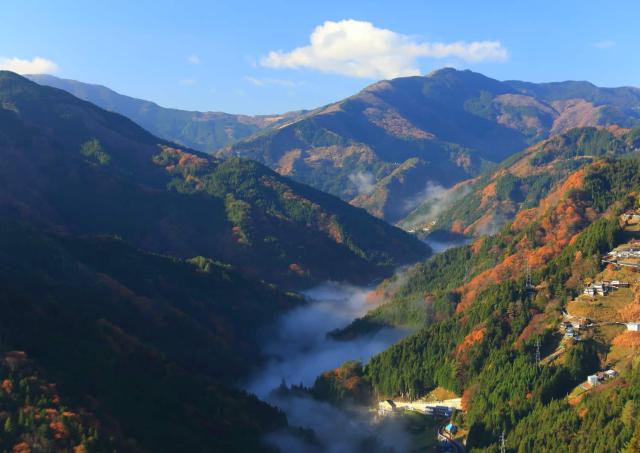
[0,221,296,452]
[0,71,428,288]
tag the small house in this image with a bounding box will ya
[587,375,599,387]
[610,280,631,288]
[593,283,608,296]
[627,322,640,332]
[604,369,618,379]
[572,319,587,330]
[583,286,596,296]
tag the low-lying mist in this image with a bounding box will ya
[245,282,411,452]
[247,283,405,397]
[424,236,471,254]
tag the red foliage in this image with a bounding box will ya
[470,238,484,254]
[455,328,485,356]
[288,263,307,276]
[612,331,640,347]
[49,421,69,440]
[2,379,12,393]
[460,383,478,411]
[12,442,31,453]
[451,220,465,234]
[365,287,385,305]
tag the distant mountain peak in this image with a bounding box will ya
[220,69,640,222]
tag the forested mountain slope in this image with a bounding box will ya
[0,71,427,288]
[220,68,640,222]
[0,70,429,451]
[27,73,302,152]
[402,126,640,235]
[338,139,640,450]
[0,221,297,452]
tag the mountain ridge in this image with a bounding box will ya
[27,73,305,152]
[1,70,428,288]
[220,68,640,222]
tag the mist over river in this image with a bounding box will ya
[247,282,406,397]
[245,239,466,452]
[245,282,410,452]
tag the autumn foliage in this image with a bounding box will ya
[612,331,640,347]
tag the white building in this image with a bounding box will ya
[610,280,630,288]
[572,319,587,330]
[593,283,608,296]
[627,322,640,332]
[587,375,599,387]
[378,400,397,415]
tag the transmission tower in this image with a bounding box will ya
[500,430,506,453]
[525,261,534,292]
[535,338,541,368]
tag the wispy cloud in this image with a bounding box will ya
[261,19,508,79]
[244,76,301,87]
[187,54,201,64]
[179,78,197,86]
[349,171,376,195]
[593,40,616,49]
[0,56,58,74]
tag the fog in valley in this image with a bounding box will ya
[245,282,411,452]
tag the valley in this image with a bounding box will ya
[245,237,468,452]
[2,11,640,450]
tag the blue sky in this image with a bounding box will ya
[1,0,638,114]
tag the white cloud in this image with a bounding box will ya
[593,40,616,49]
[261,20,508,79]
[0,56,58,74]
[179,78,197,86]
[187,54,201,64]
[244,76,301,87]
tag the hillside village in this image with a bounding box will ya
[533,211,640,405]
[369,210,640,451]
